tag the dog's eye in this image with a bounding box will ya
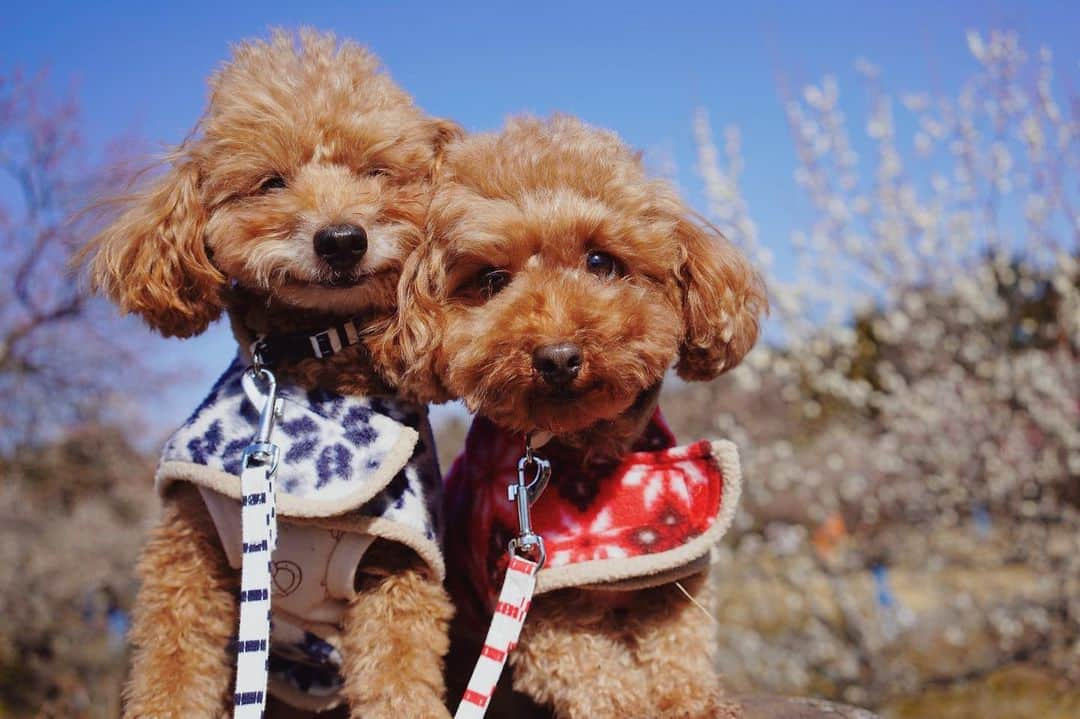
[366,166,389,178]
[259,175,287,193]
[585,250,623,278]
[479,267,511,298]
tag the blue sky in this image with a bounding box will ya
[4,0,1078,431]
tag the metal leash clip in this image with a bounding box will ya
[233,358,283,719]
[507,435,552,569]
[241,363,283,473]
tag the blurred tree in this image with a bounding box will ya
[0,68,145,452]
[0,68,159,718]
[0,426,154,718]
[681,30,1079,709]
[690,30,1079,528]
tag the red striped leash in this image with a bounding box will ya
[454,438,551,719]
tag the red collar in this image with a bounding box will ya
[443,410,734,625]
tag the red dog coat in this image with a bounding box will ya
[443,410,742,631]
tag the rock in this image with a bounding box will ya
[736,695,880,719]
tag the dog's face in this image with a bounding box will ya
[86,30,458,337]
[386,116,765,439]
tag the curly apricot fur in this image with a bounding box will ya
[385,115,762,718]
[386,114,766,437]
[82,30,458,719]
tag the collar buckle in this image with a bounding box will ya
[309,327,343,359]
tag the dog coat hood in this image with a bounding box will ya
[443,411,741,630]
[157,357,442,711]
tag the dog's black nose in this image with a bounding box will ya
[314,224,367,271]
[533,342,583,386]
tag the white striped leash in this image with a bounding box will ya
[454,556,539,718]
[233,366,282,719]
[454,439,551,719]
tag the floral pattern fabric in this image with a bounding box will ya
[443,411,729,627]
[161,356,441,538]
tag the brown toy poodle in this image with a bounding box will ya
[82,30,460,719]
[380,115,766,719]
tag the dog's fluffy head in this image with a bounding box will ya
[384,115,765,441]
[84,29,460,337]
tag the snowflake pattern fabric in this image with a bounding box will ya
[444,411,734,627]
[161,356,441,540]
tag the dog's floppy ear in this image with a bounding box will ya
[373,241,452,403]
[673,213,766,382]
[428,118,464,176]
[84,154,225,338]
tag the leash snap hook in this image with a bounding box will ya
[517,433,552,504]
[508,435,551,568]
[241,365,282,473]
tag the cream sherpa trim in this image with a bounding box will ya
[154,425,418,518]
[534,439,742,594]
[590,554,712,593]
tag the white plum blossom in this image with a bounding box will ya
[681,29,1080,708]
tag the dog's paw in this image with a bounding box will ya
[654,683,737,719]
